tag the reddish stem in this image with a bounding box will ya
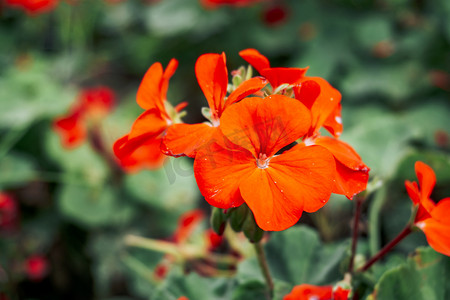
[358,225,412,272]
[348,195,363,273]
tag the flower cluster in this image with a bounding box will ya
[406,161,450,256]
[114,49,370,232]
[53,86,115,149]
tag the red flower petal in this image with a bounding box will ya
[194,142,252,209]
[128,109,168,140]
[415,161,436,201]
[240,144,335,231]
[261,67,308,89]
[80,86,115,119]
[333,160,370,200]
[220,95,311,158]
[195,53,228,120]
[239,48,271,73]
[114,135,166,171]
[294,77,341,136]
[173,209,205,244]
[323,103,343,138]
[225,76,268,108]
[283,284,333,300]
[333,286,351,300]
[53,109,86,148]
[137,59,178,117]
[314,137,368,171]
[419,217,450,256]
[162,123,217,158]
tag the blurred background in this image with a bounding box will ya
[0,0,449,299]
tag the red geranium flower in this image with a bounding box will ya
[25,255,49,281]
[53,86,115,149]
[113,59,186,171]
[201,0,262,9]
[293,75,369,200]
[405,161,450,256]
[284,284,350,300]
[5,0,59,15]
[162,53,266,158]
[152,209,224,280]
[0,193,18,231]
[194,95,335,231]
[239,48,308,90]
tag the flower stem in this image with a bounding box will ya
[348,194,364,273]
[88,124,123,184]
[254,241,274,297]
[357,225,412,272]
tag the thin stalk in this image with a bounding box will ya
[348,195,364,273]
[254,241,274,297]
[88,125,123,184]
[358,225,412,272]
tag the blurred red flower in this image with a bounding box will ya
[152,209,224,280]
[5,0,59,15]
[53,86,115,149]
[194,95,335,231]
[0,193,18,231]
[201,0,262,9]
[405,161,450,256]
[25,255,49,281]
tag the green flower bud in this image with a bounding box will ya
[210,207,228,235]
[229,204,249,232]
[242,211,264,243]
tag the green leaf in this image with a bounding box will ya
[374,247,450,300]
[0,57,76,129]
[232,280,268,300]
[237,226,348,286]
[150,270,235,300]
[0,152,37,188]
[57,184,135,228]
[354,16,393,48]
[124,158,199,213]
[45,131,109,185]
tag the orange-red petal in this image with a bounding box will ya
[53,110,86,148]
[195,53,228,120]
[114,134,166,172]
[415,161,436,201]
[162,123,217,158]
[128,109,168,140]
[333,160,370,200]
[220,95,311,157]
[314,137,368,171]
[194,142,252,209]
[239,48,271,73]
[294,77,341,136]
[136,59,178,116]
[418,200,450,256]
[323,102,343,138]
[172,209,205,244]
[80,86,115,119]
[240,144,335,231]
[225,76,268,108]
[283,284,333,300]
[261,67,308,89]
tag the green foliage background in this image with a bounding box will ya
[0,0,449,299]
